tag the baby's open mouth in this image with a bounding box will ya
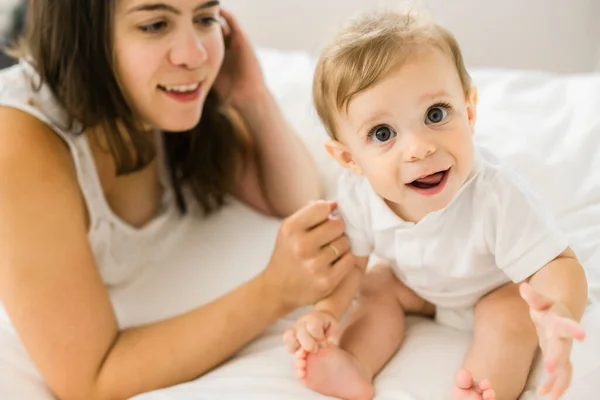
[408,169,449,189]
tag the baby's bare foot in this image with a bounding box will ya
[296,345,374,400]
[452,369,496,400]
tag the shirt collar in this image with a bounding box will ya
[367,155,483,232]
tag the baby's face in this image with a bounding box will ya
[329,49,476,222]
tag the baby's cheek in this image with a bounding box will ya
[367,173,398,200]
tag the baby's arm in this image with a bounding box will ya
[484,168,589,398]
[526,247,588,321]
[519,247,588,398]
[314,256,369,319]
[283,256,369,353]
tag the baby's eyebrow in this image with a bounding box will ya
[356,111,393,135]
[418,90,451,103]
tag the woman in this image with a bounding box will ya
[0,1,356,399]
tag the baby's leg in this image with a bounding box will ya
[337,265,434,376]
[456,283,539,400]
[300,264,433,400]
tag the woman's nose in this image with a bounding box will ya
[169,30,208,69]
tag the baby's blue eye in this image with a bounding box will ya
[369,125,396,143]
[425,106,449,124]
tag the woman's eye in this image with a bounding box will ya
[140,20,167,33]
[369,125,396,143]
[196,16,219,28]
[425,106,449,124]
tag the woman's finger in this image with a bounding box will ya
[306,216,345,250]
[326,252,357,288]
[219,8,240,32]
[315,235,350,266]
[286,201,336,234]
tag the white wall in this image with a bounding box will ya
[225,0,600,73]
[593,0,600,70]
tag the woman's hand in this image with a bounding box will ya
[261,201,356,310]
[213,9,266,110]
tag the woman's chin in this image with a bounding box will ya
[153,114,202,133]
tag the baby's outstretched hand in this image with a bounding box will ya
[519,282,586,399]
[283,310,341,354]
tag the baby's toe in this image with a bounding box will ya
[482,388,495,400]
[455,368,474,390]
[477,379,492,391]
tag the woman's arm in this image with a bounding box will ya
[214,10,321,217]
[0,109,353,400]
[233,89,322,217]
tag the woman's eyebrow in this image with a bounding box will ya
[128,0,220,15]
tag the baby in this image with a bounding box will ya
[283,8,589,400]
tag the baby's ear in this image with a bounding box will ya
[466,86,478,129]
[325,139,363,175]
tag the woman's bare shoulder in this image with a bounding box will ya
[0,105,76,179]
[0,105,87,225]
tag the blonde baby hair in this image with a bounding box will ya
[313,6,472,139]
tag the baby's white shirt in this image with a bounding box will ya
[337,149,569,310]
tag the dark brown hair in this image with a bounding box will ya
[16,0,247,214]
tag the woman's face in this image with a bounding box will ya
[113,0,225,132]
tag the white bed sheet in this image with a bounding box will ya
[1,49,599,399]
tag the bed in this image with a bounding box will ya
[0,48,599,399]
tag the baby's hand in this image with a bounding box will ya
[519,282,586,399]
[283,310,341,354]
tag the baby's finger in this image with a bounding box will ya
[548,315,586,340]
[538,373,557,396]
[305,320,326,342]
[283,328,300,353]
[325,320,342,345]
[296,325,318,352]
[550,364,572,400]
[543,335,567,373]
[520,282,553,312]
